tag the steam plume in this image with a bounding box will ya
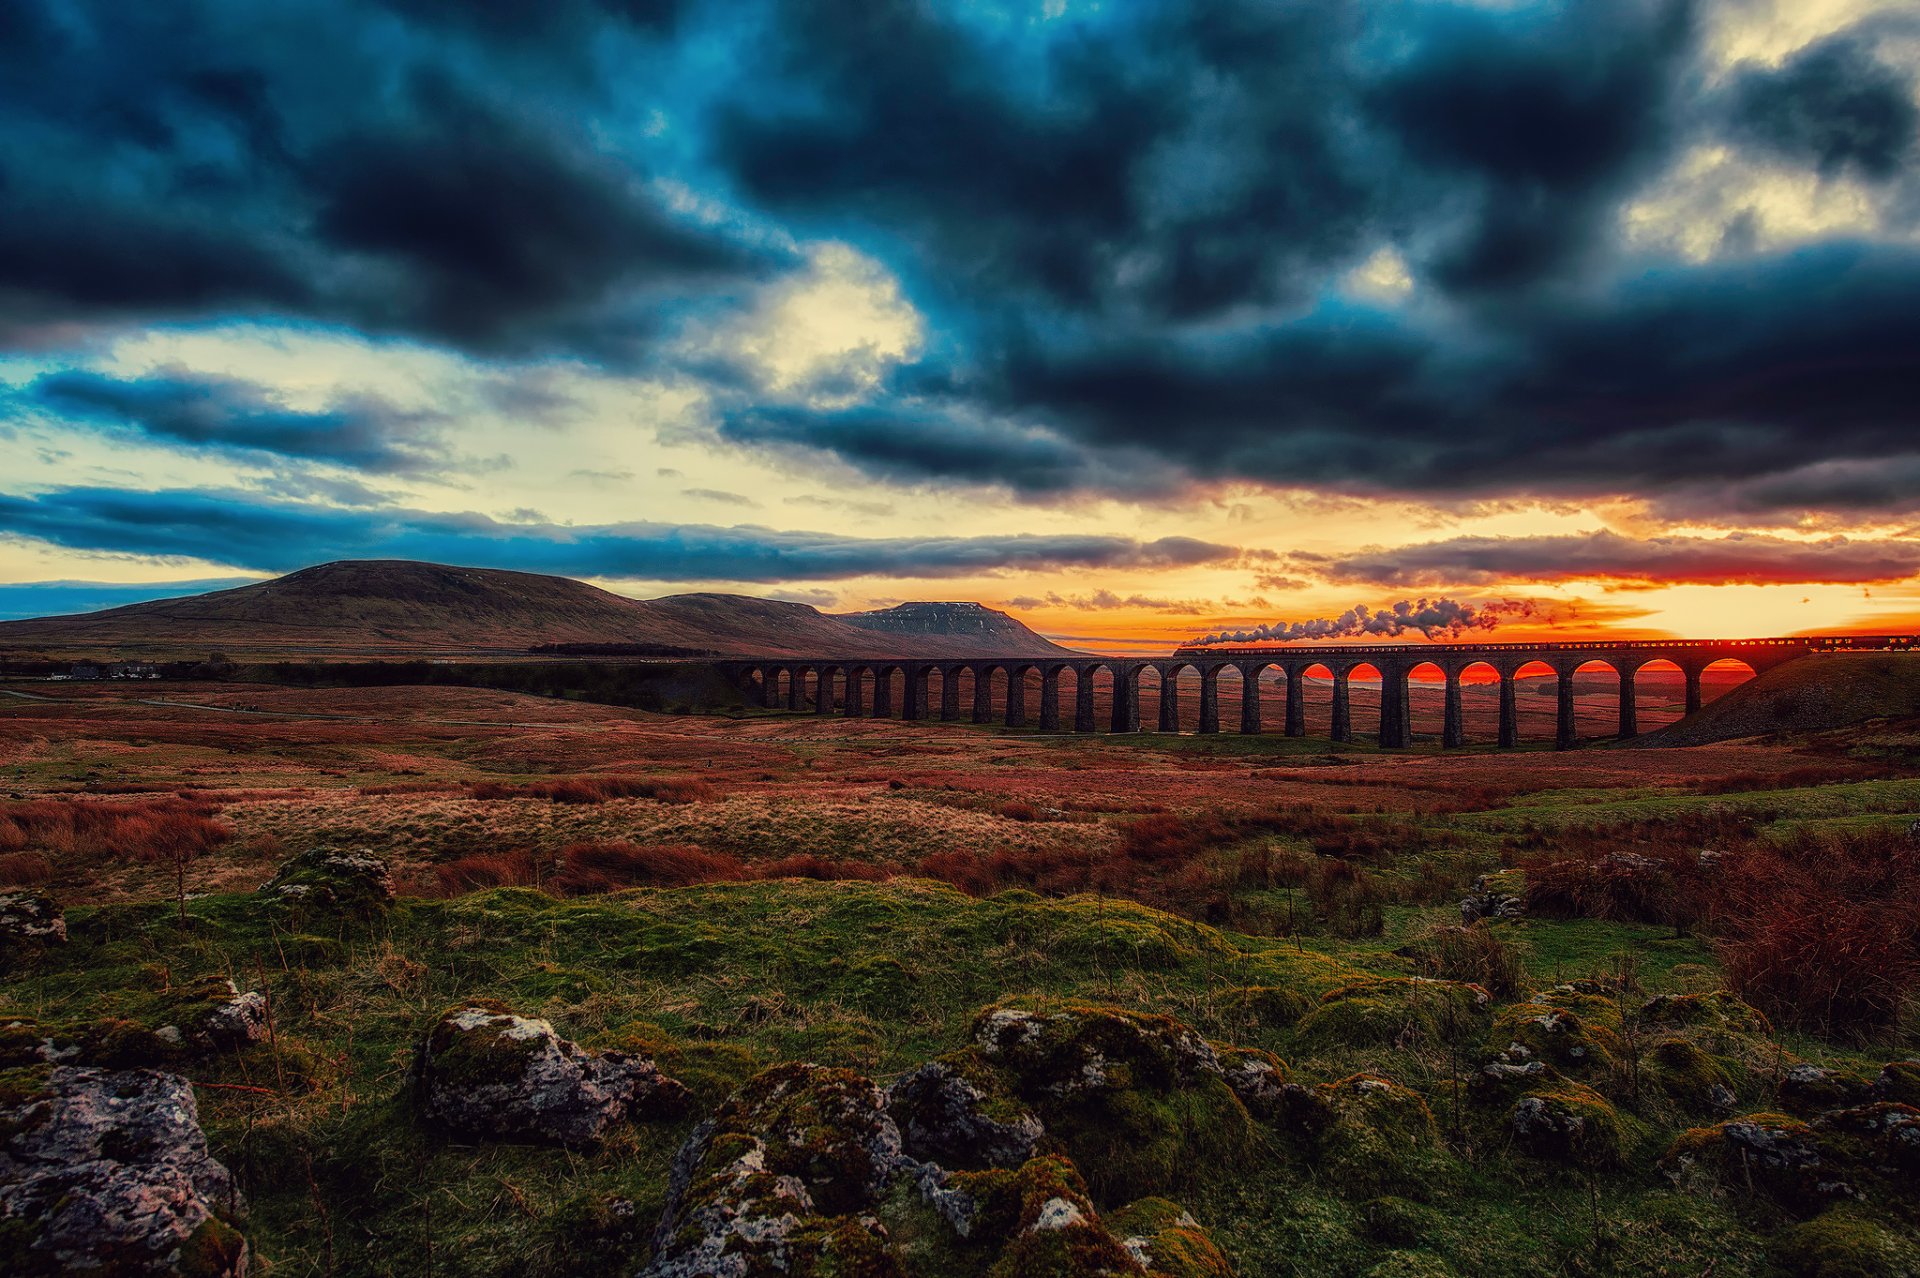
[1187,598,1532,646]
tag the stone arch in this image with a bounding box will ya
[1509,660,1557,745]
[873,664,905,718]
[1696,657,1759,714]
[1568,658,1624,743]
[1337,661,1382,745]
[1407,660,1446,742]
[1456,659,1500,745]
[1625,657,1686,733]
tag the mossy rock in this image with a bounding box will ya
[938,1155,1150,1277]
[1875,1061,1920,1108]
[1508,1082,1624,1167]
[1660,1112,1838,1213]
[1486,1002,1619,1078]
[1770,1207,1920,1278]
[1636,990,1771,1037]
[1280,1073,1450,1199]
[157,976,269,1052]
[0,890,67,959]
[257,847,394,917]
[1107,1197,1233,1278]
[1811,1103,1920,1186]
[1219,984,1312,1030]
[967,1002,1257,1204]
[886,1052,1043,1171]
[1780,1066,1876,1117]
[1647,1037,1740,1114]
[1297,978,1490,1048]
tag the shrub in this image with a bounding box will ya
[751,855,888,882]
[1400,923,1526,999]
[1713,830,1920,1042]
[465,776,719,805]
[0,852,54,886]
[435,850,540,895]
[999,801,1041,822]
[546,841,744,895]
[1306,858,1385,938]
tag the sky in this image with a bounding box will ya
[1,0,1918,651]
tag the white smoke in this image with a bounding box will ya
[1187,598,1533,645]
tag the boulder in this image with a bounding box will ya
[415,1001,687,1147]
[1874,1061,1920,1109]
[1661,1112,1848,1211]
[1635,991,1771,1037]
[160,978,270,1052]
[886,1056,1044,1171]
[1298,978,1491,1048]
[1459,874,1523,925]
[0,1066,248,1276]
[1279,1073,1449,1198]
[1107,1196,1234,1278]
[1780,1065,1876,1117]
[1508,1084,1624,1166]
[0,890,66,953]
[1485,1002,1619,1078]
[643,1062,908,1277]
[965,1003,1258,1202]
[257,848,393,915]
[1647,1037,1740,1114]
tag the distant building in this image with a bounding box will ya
[68,662,103,681]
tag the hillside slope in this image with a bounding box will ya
[0,561,1078,661]
[1634,652,1920,746]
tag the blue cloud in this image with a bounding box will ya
[0,578,258,622]
[0,488,1241,582]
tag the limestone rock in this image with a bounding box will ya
[644,1062,907,1277]
[415,1001,687,1147]
[1779,1064,1875,1116]
[0,1066,248,1276]
[257,848,393,914]
[0,890,66,951]
[1459,875,1523,925]
[886,1057,1044,1171]
[162,978,270,1052]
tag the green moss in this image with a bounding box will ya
[1281,1074,1450,1199]
[1779,1067,1875,1117]
[176,1215,251,1278]
[1219,984,1312,1030]
[1647,1036,1741,1112]
[1486,1002,1620,1077]
[1106,1197,1231,1278]
[965,1002,1257,1205]
[1508,1083,1624,1167]
[1876,1061,1920,1108]
[1635,990,1772,1037]
[1297,978,1490,1048]
[1360,1197,1445,1248]
[1659,1112,1833,1213]
[1362,1252,1455,1278]
[1770,1208,1920,1278]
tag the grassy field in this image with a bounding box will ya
[4,681,1919,1276]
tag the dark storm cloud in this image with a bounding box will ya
[0,488,1241,582]
[1302,530,1920,588]
[756,239,1920,510]
[5,0,1918,529]
[24,370,445,474]
[1730,32,1917,179]
[0,1,776,354]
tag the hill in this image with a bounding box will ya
[1634,651,1920,746]
[0,560,1077,661]
[833,600,1070,657]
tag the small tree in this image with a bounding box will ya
[138,813,231,923]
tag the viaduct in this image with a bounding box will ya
[717,635,1917,750]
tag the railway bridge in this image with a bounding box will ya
[715,634,1916,749]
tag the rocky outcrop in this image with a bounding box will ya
[415,1001,687,1147]
[161,978,270,1052]
[643,1062,906,1277]
[0,890,66,952]
[1458,875,1522,925]
[0,1066,248,1276]
[257,848,393,915]
[886,1057,1044,1171]
[1779,1064,1875,1116]
[1508,1084,1623,1166]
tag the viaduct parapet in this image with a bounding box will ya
[713,634,1917,750]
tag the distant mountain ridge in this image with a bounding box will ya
[835,601,1069,657]
[0,560,1077,661]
